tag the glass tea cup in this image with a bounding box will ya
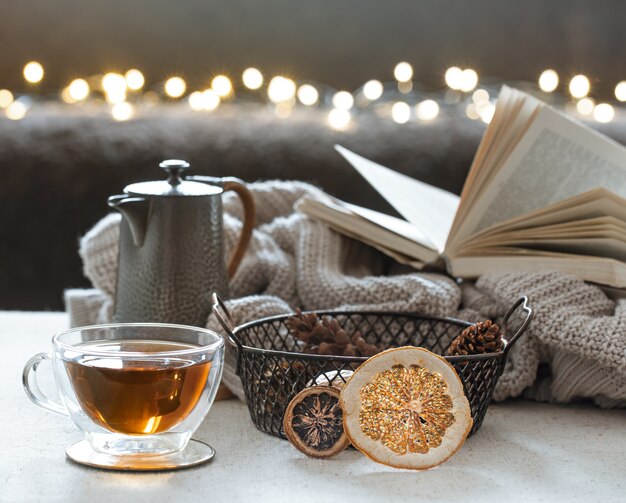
[23,323,224,457]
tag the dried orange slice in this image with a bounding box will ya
[340,347,472,470]
[283,386,350,458]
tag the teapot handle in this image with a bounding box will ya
[221,178,256,278]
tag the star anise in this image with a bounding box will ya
[283,386,349,458]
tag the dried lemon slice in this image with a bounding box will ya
[340,347,472,470]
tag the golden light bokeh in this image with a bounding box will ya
[297,84,319,106]
[242,68,263,90]
[68,79,90,101]
[189,89,220,111]
[569,75,590,99]
[105,89,126,104]
[472,89,489,105]
[188,91,205,111]
[466,103,480,120]
[0,89,14,108]
[576,97,595,116]
[0,60,622,127]
[327,108,351,130]
[164,77,186,98]
[6,100,28,120]
[538,69,559,92]
[125,69,145,91]
[391,102,411,124]
[332,91,354,110]
[445,67,463,90]
[267,76,296,103]
[614,81,626,102]
[211,75,233,97]
[363,80,383,100]
[479,102,496,124]
[102,73,126,93]
[393,62,413,83]
[415,99,440,121]
[102,73,127,103]
[111,102,134,121]
[201,89,220,111]
[459,69,478,92]
[593,103,615,123]
[23,61,44,83]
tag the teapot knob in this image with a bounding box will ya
[159,159,190,186]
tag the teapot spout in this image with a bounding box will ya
[108,195,149,247]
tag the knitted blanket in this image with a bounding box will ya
[65,181,626,407]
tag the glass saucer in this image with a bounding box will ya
[66,439,215,471]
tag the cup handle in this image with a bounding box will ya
[22,352,69,416]
[221,178,256,279]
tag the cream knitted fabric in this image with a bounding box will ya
[65,180,626,406]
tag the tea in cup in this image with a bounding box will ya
[23,323,224,466]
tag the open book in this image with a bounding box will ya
[298,86,626,288]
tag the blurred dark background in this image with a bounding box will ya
[1,0,625,97]
[1,1,625,311]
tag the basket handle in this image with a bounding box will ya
[211,292,244,375]
[502,296,533,355]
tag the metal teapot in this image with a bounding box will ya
[107,159,255,327]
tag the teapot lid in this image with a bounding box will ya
[124,160,222,197]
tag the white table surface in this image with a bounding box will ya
[1,311,625,503]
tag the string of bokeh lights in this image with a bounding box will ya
[1,61,625,128]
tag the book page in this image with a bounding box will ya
[448,87,543,251]
[296,198,440,263]
[453,87,538,232]
[448,250,626,288]
[343,202,435,250]
[471,216,626,241]
[334,145,459,254]
[457,106,626,241]
[468,238,626,261]
[456,86,516,205]
[463,216,626,259]
[465,189,626,241]
[458,91,542,222]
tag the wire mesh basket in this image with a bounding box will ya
[212,295,532,439]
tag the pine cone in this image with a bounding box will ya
[286,309,325,346]
[286,310,384,357]
[350,331,384,357]
[447,320,504,356]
